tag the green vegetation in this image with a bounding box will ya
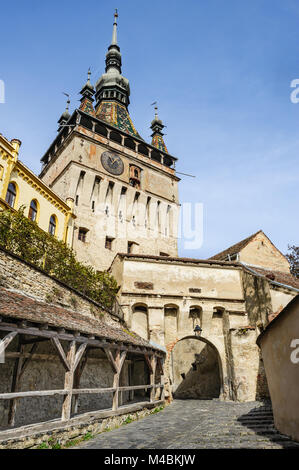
[286,245,299,278]
[122,416,133,425]
[0,207,119,310]
[151,405,164,414]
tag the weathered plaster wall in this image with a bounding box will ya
[120,260,244,300]
[258,297,299,442]
[240,232,290,273]
[111,256,297,402]
[270,287,295,315]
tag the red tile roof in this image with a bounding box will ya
[0,288,157,350]
[246,266,299,290]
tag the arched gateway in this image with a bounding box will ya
[171,336,223,399]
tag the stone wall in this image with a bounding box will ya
[0,248,133,428]
[0,247,120,328]
[0,401,164,449]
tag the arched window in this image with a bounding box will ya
[189,306,203,330]
[164,304,179,346]
[5,182,17,208]
[132,304,149,340]
[48,215,57,236]
[28,199,38,222]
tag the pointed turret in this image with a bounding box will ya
[151,106,168,153]
[57,94,71,132]
[95,9,130,109]
[94,10,142,138]
[79,68,96,116]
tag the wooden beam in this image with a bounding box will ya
[0,390,67,399]
[72,387,115,395]
[144,354,153,374]
[112,349,120,411]
[73,343,87,371]
[0,331,18,357]
[61,341,76,421]
[72,346,89,415]
[104,348,118,374]
[0,322,165,358]
[7,338,24,426]
[150,355,157,402]
[157,356,165,400]
[19,343,38,380]
[110,349,127,411]
[50,337,70,371]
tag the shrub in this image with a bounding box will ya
[0,207,119,310]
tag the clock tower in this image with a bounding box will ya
[39,11,180,271]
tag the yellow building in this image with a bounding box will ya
[0,133,74,244]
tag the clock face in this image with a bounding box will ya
[101,151,124,175]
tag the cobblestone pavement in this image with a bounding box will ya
[76,400,299,449]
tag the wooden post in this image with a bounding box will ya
[61,341,76,421]
[105,348,127,412]
[7,338,23,426]
[112,349,120,411]
[72,348,89,415]
[158,356,165,400]
[129,361,134,402]
[150,355,157,402]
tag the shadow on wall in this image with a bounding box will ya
[255,353,270,401]
[172,339,221,399]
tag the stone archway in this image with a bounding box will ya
[171,336,223,399]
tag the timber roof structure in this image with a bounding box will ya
[0,288,162,352]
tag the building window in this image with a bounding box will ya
[75,195,79,206]
[129,165,141,189]
[48,215,57,236]
[91,201,95,212]
[105,236,114,250]
[28,199,38,222]
[128,241,134,253]
[78,228,88,242]
[5,182,17,208]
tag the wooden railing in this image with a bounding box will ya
[0,319,165,428]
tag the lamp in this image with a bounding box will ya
[194,325,202,337]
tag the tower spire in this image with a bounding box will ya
[150,104,168,153]
[95,10,131,110]
[79,68,95,116]
[111,9,118,45]
[94,10,143,139]
[57,93,71,132]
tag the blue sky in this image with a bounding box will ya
[1,0,298,259]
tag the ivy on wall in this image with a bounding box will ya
[0,207,119,309]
